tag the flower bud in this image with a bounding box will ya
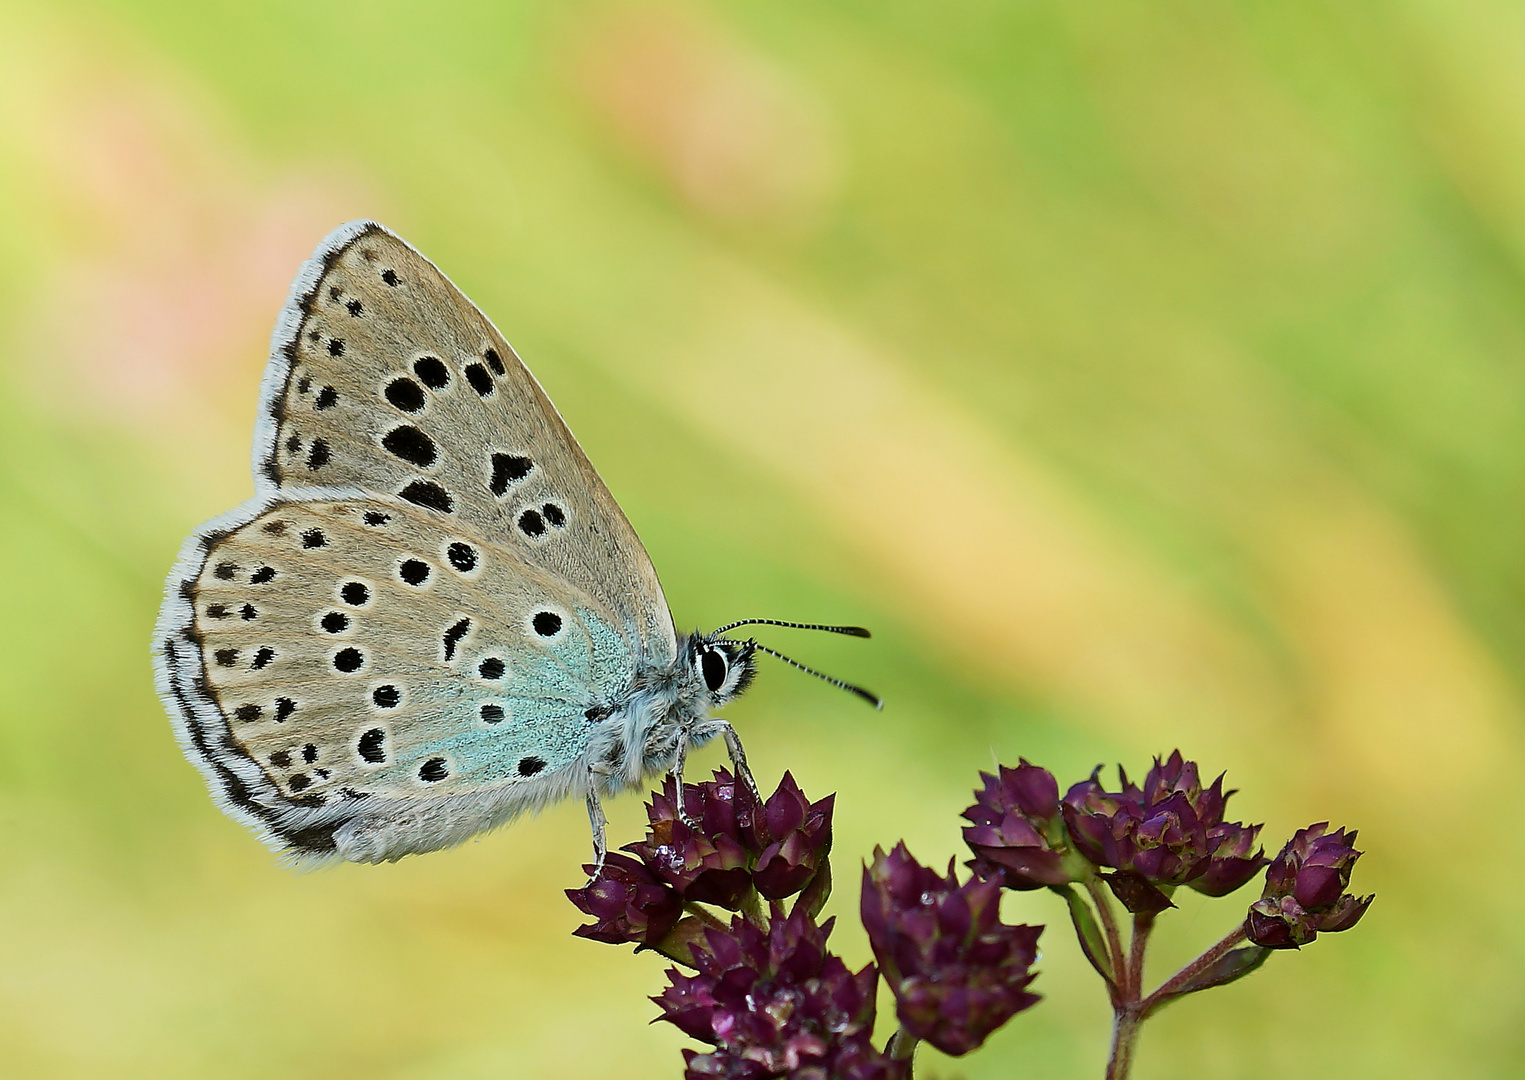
[1245,824,1372,949]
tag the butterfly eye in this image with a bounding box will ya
[700,647,729,694]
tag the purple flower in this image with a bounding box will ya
[567,852,683,947]
[652,907,902,1080]
[624,771,760,908]
[861,843,1042,1056]
[1062,752,1266,911]
[962,761,1073,891]
[621,771,834,909]
[1193,819,1270,898]
[750,772,834,901]
[1246,824,1373,949]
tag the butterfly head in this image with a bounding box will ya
[688,632,758,706]
[690,620,883,710]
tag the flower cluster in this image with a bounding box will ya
[567,769,834,956]
[570,750,1373,1078]
[962,759,1073,891]
[571,771,906,1077]
[862,843,1042,1055]
[653,908,902,1080]
[1246,825,1373,949]
[1060,751,1269,913]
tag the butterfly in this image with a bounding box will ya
[153,221,877,868]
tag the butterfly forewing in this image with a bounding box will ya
[259,222,675,662]
[187,497,637,804]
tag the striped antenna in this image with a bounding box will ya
[713,618,871,638]
[748,643,883,710]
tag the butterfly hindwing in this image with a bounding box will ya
[158,492,639,860]
[257,221,676,664]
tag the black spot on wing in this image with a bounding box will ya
[490,454,533,496]
[478,657,505,680]
[385,377,426,413]
[399,480,453,513]
[464,363,493,396]
[517,509,545,538]
[382,425,437,468]
[413,356,449,389]
[359,728,386,763]
[442,618,471,661]
[446,543,477,572]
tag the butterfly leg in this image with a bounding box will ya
[585,769,609,881]
[714,719,763,806]
[670,735,697,827]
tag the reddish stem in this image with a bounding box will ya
[1084,877,1128,1006]
[1141,924,1249,1017]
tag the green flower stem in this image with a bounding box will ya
[1141,924,1249,1018]
[683,903,728,930]
[1084,877,1128,1004]
[1127,912,1155,1001]
[1104,911,1157,1080]
[1105,1005,1142,1080]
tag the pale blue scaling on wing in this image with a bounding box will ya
[408,607,635,784]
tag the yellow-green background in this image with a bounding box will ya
[0,1,1517,1076]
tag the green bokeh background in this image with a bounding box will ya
[1,1,1521,1076]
